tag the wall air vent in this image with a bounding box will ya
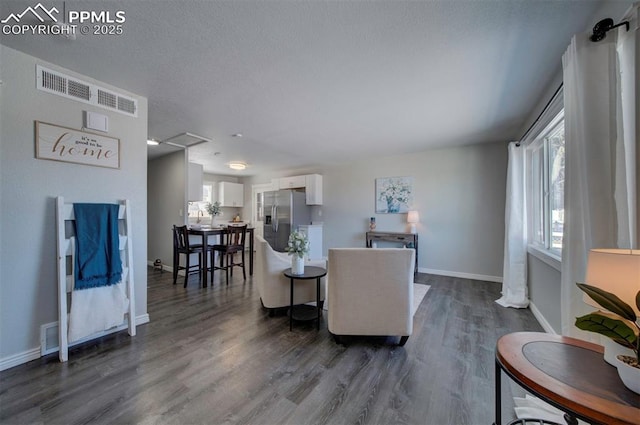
[36,65,138,117]
[117,96,136,115]
[97,88,117,109]
[40,68,67,94]
[67,79,91,101]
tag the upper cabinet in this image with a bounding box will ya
[278,175,307,189]
[187,162,203,201]
[275,174,323,205]
[218,182,244,207]
[305,174,322,205]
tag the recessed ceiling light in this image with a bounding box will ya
[228,162,247,170]
[231,133,243,138]
[147,139,159,146]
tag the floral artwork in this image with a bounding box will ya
[375,177,413,213]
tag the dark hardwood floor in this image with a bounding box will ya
[0,269,543,425]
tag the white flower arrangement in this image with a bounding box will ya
[286,231,309,259]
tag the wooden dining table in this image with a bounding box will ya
[188,226,255,288]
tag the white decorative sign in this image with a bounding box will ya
[35,121,120,169]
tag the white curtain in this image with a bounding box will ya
[560,17,637,337]
[497,142,529,308]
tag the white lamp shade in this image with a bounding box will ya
[407,210,420,224]
[584,249,640,316]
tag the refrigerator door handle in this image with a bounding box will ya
[273,205,279,232]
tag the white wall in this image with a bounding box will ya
[0,46,148,365]
[528,257,561,333]
[246,141,508,281]
[147,151,186,268]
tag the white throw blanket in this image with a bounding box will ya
[514,395,587,425]
[68,281,129,342]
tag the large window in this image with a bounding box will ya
[529,111,565,257]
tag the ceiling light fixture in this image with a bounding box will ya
[228,162,247,170]
[147,139,159,146]
[232,133,243,138]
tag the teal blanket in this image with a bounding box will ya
[73,203,122,290]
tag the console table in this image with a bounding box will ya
[365,231,418,276]
[494,332,639,425]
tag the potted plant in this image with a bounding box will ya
[575,283,639,393]
[286,230,309,275]
[205,201,222,226]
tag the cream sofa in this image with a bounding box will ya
[327,248,415,346]
[255,234,326,314]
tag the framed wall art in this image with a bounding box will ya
[375,176,413,213]
[35,121,120,169]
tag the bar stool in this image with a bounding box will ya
[210,225,247,285]
[172,225,207,288]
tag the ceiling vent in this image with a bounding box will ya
[36,65,137,117]
[162,132,212,148]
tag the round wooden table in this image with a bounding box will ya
[494,332,639,425]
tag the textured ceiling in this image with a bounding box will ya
[0,0,631,175]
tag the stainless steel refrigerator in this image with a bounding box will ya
[261,188,312,252]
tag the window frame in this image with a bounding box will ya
[526,109,564,270]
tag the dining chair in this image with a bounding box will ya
[210,224,247,285]
[172,225,207,288]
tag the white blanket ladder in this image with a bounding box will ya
[55,196,136,362]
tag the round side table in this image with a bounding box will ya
[283,266,326,331]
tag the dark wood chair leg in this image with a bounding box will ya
[183,254,190,288]
[210,250,215,284]
[241,250,246,280]
[172,250,178,285]
[225,253,230,284]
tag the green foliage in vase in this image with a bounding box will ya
[206,201,221,216]
[575,283,640,363]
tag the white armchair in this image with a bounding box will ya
[328,248,415,346]
[255,234,326,314]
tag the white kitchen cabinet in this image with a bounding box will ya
[298,224,323,260]
[305,174,323,205]
[279,175,306,189]
[218,182,244,207]
[187,162,203,201]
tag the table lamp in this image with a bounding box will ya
[583,249,640,366]
[407,210,419,234]
[584,248,640,316]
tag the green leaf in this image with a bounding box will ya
[576,283,636,321]
[575,312,637,349]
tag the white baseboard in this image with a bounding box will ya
[0,348,41,372]
[529,302,557,334]
[419,267,502,283]
[0,313,150,372]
